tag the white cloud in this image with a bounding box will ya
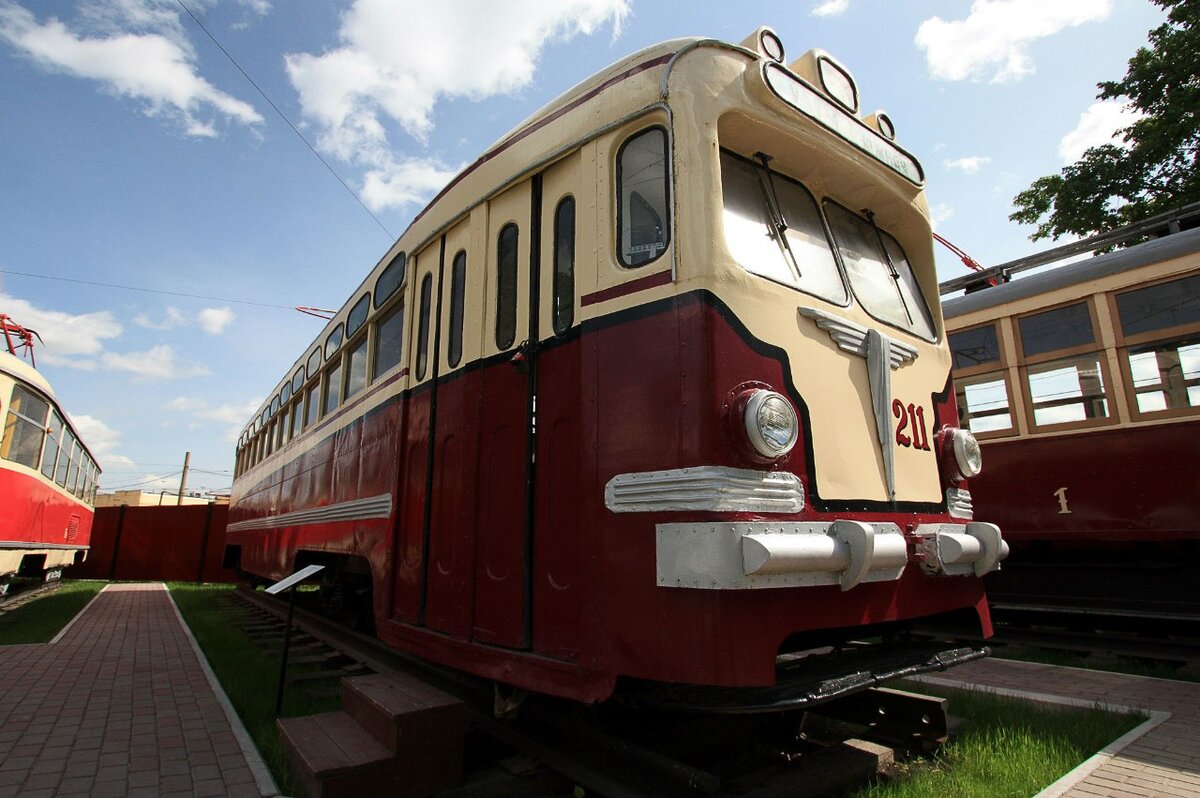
[944,156,992,174]
[1058,100,1143,164]
[197,306,235,335]
[70,413,134,471]
[134,306,187,330]
[0,1,262,136]
[102,344,210,381]
[915,0,1111,83]
[0,292,122,368]
[812,0,850,18]
[930,203,956,230]
[167,395,261,441]
[285,0,628,210]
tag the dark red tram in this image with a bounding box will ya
[229,29,1007,707]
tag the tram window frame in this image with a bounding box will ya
[346,293,371,340]
[266,420,276,456]
[56,432,75,487]
[322,357,343,417]
[1108,272,1200,421]
[306,348,322,381]
[495,223,519,350]
[1,384,51,470]
[344,331,369,401]
[375,251,407,309]
[448,249,467,368]
[275,410,287,450]
[305,380,320,430]
[616,126,672,269]
[290,396,304,440]
[1013,299,1114,431]
[417,273,433,380]
[949,322,1007,376]
[372,296,405,382]
[553,196,576,335]
[40,410,65,481]
[950,322,1016,438]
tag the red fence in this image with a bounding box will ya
[73,504,237,583]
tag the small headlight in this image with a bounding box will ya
[744,390,799,458]
[951,428,982,479]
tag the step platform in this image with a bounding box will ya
[278,672,465,798]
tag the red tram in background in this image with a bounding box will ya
[0,315,100,594]
[943,205,1200,618]
[228,28,1008,708]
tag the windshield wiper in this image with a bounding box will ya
[754,152,802,279]
[861,208,914,327]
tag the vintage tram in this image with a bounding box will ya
[0,315,100,594]
[943,207,1200,619]
[228,28,1007,706]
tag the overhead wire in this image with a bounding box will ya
[174,0,395,242]
[0,270,297,310]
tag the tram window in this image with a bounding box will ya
[1116,274,1200,337]
[305,382,320,429]
[292,368,305,395]
[40,411,64,480]
[306,348,322,380]
[824,202,935,339]
[270,394,281,419]
[950,325,1001,370]
[417,273,433,380]
[721,151,846,304]
[281,382,291,406]
[276,412,287,449]
[955,373,1013,434]
[266,421,275,455]
[1,385,50,469]
[345,335,369,400]
[449,250,467,368]
[66,446,80,495]
[1018,303,1094,358]
[347,293,370,339]
[553,197,576,335]
[1027,355,1109,427]
[56,432,75,487]
[1126,338,1200,414]
[375,251,407,309]
[617,128,670,267]
[372,300,405,380]
[291,398,304,440]
[325,324,344,360]
[323,360,343,416]
[496,224,518,350]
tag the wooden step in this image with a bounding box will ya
[277,711,393,798]
[343,672,465,795]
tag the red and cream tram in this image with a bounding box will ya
[228,28,1007,706]
[0,315,100,594]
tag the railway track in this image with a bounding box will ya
[230,587,954,797]
[0,579,61,614]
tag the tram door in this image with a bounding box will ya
[472,152,584,653]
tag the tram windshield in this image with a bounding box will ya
[720,151,847,304]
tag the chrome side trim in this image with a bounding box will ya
[656,521,906,590]
[0,541,90,551]
[946,487,973,520]
[798,307,919,368]
[606,466,804,514]
[226,494,393,533]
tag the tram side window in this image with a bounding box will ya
[617,128,670,267]
[345,334,369,401]
[41,411,64,480]
[824,202,935,340]
[553,197,576,335]
[305,381,320,429]
[66,443,81,495]
[56,432,76,487]
[1,385,50,469]
[496,224,518,350]
[949,325,1013,434]
[290,397,304,440]
[1115,274,1200,415]
[417,273,433,380]
[448,250,467,368]
[323,359,343,417]
[1018,302,1109,427]
[720,151,846,304]
[372,300,405,380]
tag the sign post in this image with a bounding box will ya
[265,564,326,715]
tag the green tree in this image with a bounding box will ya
[1010,0,1200,241]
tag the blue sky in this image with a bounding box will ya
[0,0,1166,495]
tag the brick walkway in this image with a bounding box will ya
[919,658,1200,798]
[0,584,278,797]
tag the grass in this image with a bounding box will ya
[992,645,1200,683]
[0,580,105,644]
[850,682,1146,798]
[168,582,341,794]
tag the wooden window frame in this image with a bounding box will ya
[953,368,1018,440]
[949,321,1008,379]
[1018,351,1116,433]
[1014,298,1103,365]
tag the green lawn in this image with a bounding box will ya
[0,580,105,644]
[168,582,341,793]
[851,683,1146,798]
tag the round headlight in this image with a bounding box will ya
[744,390,799,459]
[951,428,982,479]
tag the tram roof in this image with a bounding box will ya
[943,226,1200,320]
[0,349,54,399]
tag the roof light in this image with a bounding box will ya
[739,26,786,64]
[865,111,896,141]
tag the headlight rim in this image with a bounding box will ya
[743,389,799,460]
